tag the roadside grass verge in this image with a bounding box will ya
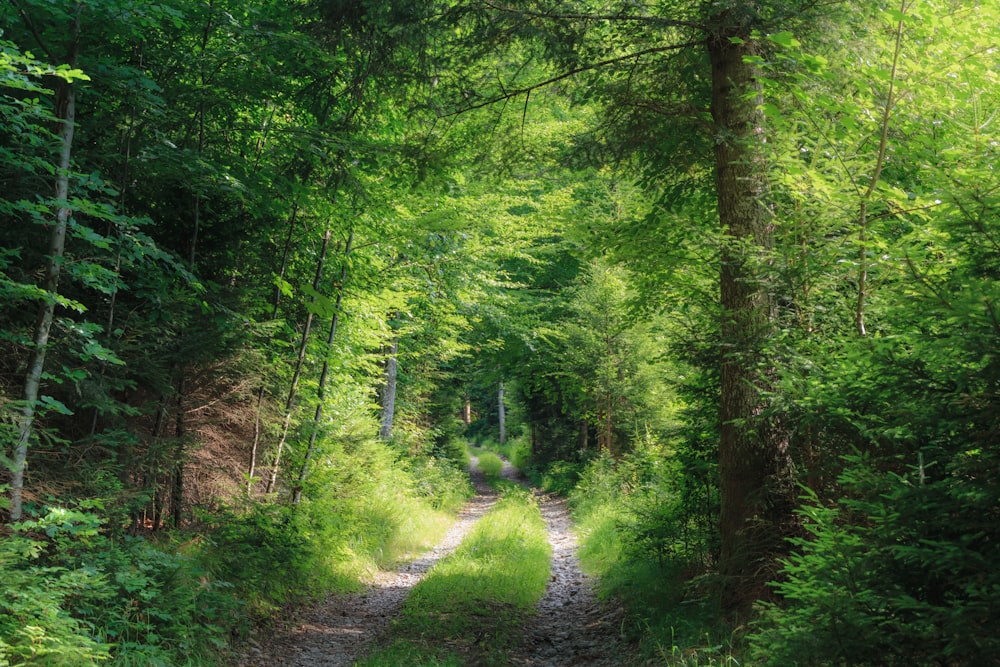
[570,451,743,666]
[360,485,550,664]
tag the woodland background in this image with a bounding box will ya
[1,0,998,664]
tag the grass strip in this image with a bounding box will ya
[358,485,551,665]
[474,451,504,480]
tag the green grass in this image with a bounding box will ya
[361,486,550,664]
[570,453,745,666]
[474,451,504,479]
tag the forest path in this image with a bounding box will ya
[234,459,500,667]
[236,457,638,666]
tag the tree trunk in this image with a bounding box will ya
[9,20,80,521]
[249,204,299,495]
[379,336,399,440]
[463,396,472,425]
[498,381,506,445]
[293,229,353,504]
[171,371,186,529]
[265,224,333,495]
[709,22,791,617]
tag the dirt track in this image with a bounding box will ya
[234,458,636,666]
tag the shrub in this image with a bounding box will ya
[750,453,1000,666]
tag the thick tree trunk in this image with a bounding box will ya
[379,337,399,440]
[709,23,791,616]
[10,45,79,521]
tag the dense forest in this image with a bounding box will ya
[1,0,998,665]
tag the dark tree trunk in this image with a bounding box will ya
[708,21,792,617]
[171,372,186,529]
[498,381,506,445]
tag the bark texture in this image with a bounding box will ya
[10,37,79,520]
[708,20,791,616]
[379,337,399,440]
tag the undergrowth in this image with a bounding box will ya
[0,438,472,666]
[569,449,741,666]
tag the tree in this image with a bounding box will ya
[441,0,843,614]
[5,3,88,521]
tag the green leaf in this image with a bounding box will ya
[767,31,801,48]
[39,395,73,415]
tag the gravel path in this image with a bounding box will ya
[507,489,637,667]
[234,462,499,667]
[234,457,638,666]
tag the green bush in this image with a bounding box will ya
[0,506,240,667]
[570,449,731,662]
[539,460,583,495]
[750,453,1000,666]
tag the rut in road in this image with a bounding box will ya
[507,486,636,666]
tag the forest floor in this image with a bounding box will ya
[233,458,638,666]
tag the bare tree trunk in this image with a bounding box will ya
[379,336,399,440]
[10,14,80,520]
[293,229,353,504]
[855,1,906,337]
[463,397,472,425]
[265,224,333,495]
[498,381,506,445]
[709,20,791,617]
[248,204,299,495]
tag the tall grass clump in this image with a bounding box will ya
[209,437,474,618]
[474,450,504,480]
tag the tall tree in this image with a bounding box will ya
[443,0,839,614]
[7,3,86,521]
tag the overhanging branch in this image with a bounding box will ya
[480,1,703,30]
[443,41,704,116]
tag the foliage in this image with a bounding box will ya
[571,448,732,662]
[0,506,238,667]
[751,450,1000,665]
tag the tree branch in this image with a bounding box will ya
[443,42,703,117]
[479,0,703,30]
